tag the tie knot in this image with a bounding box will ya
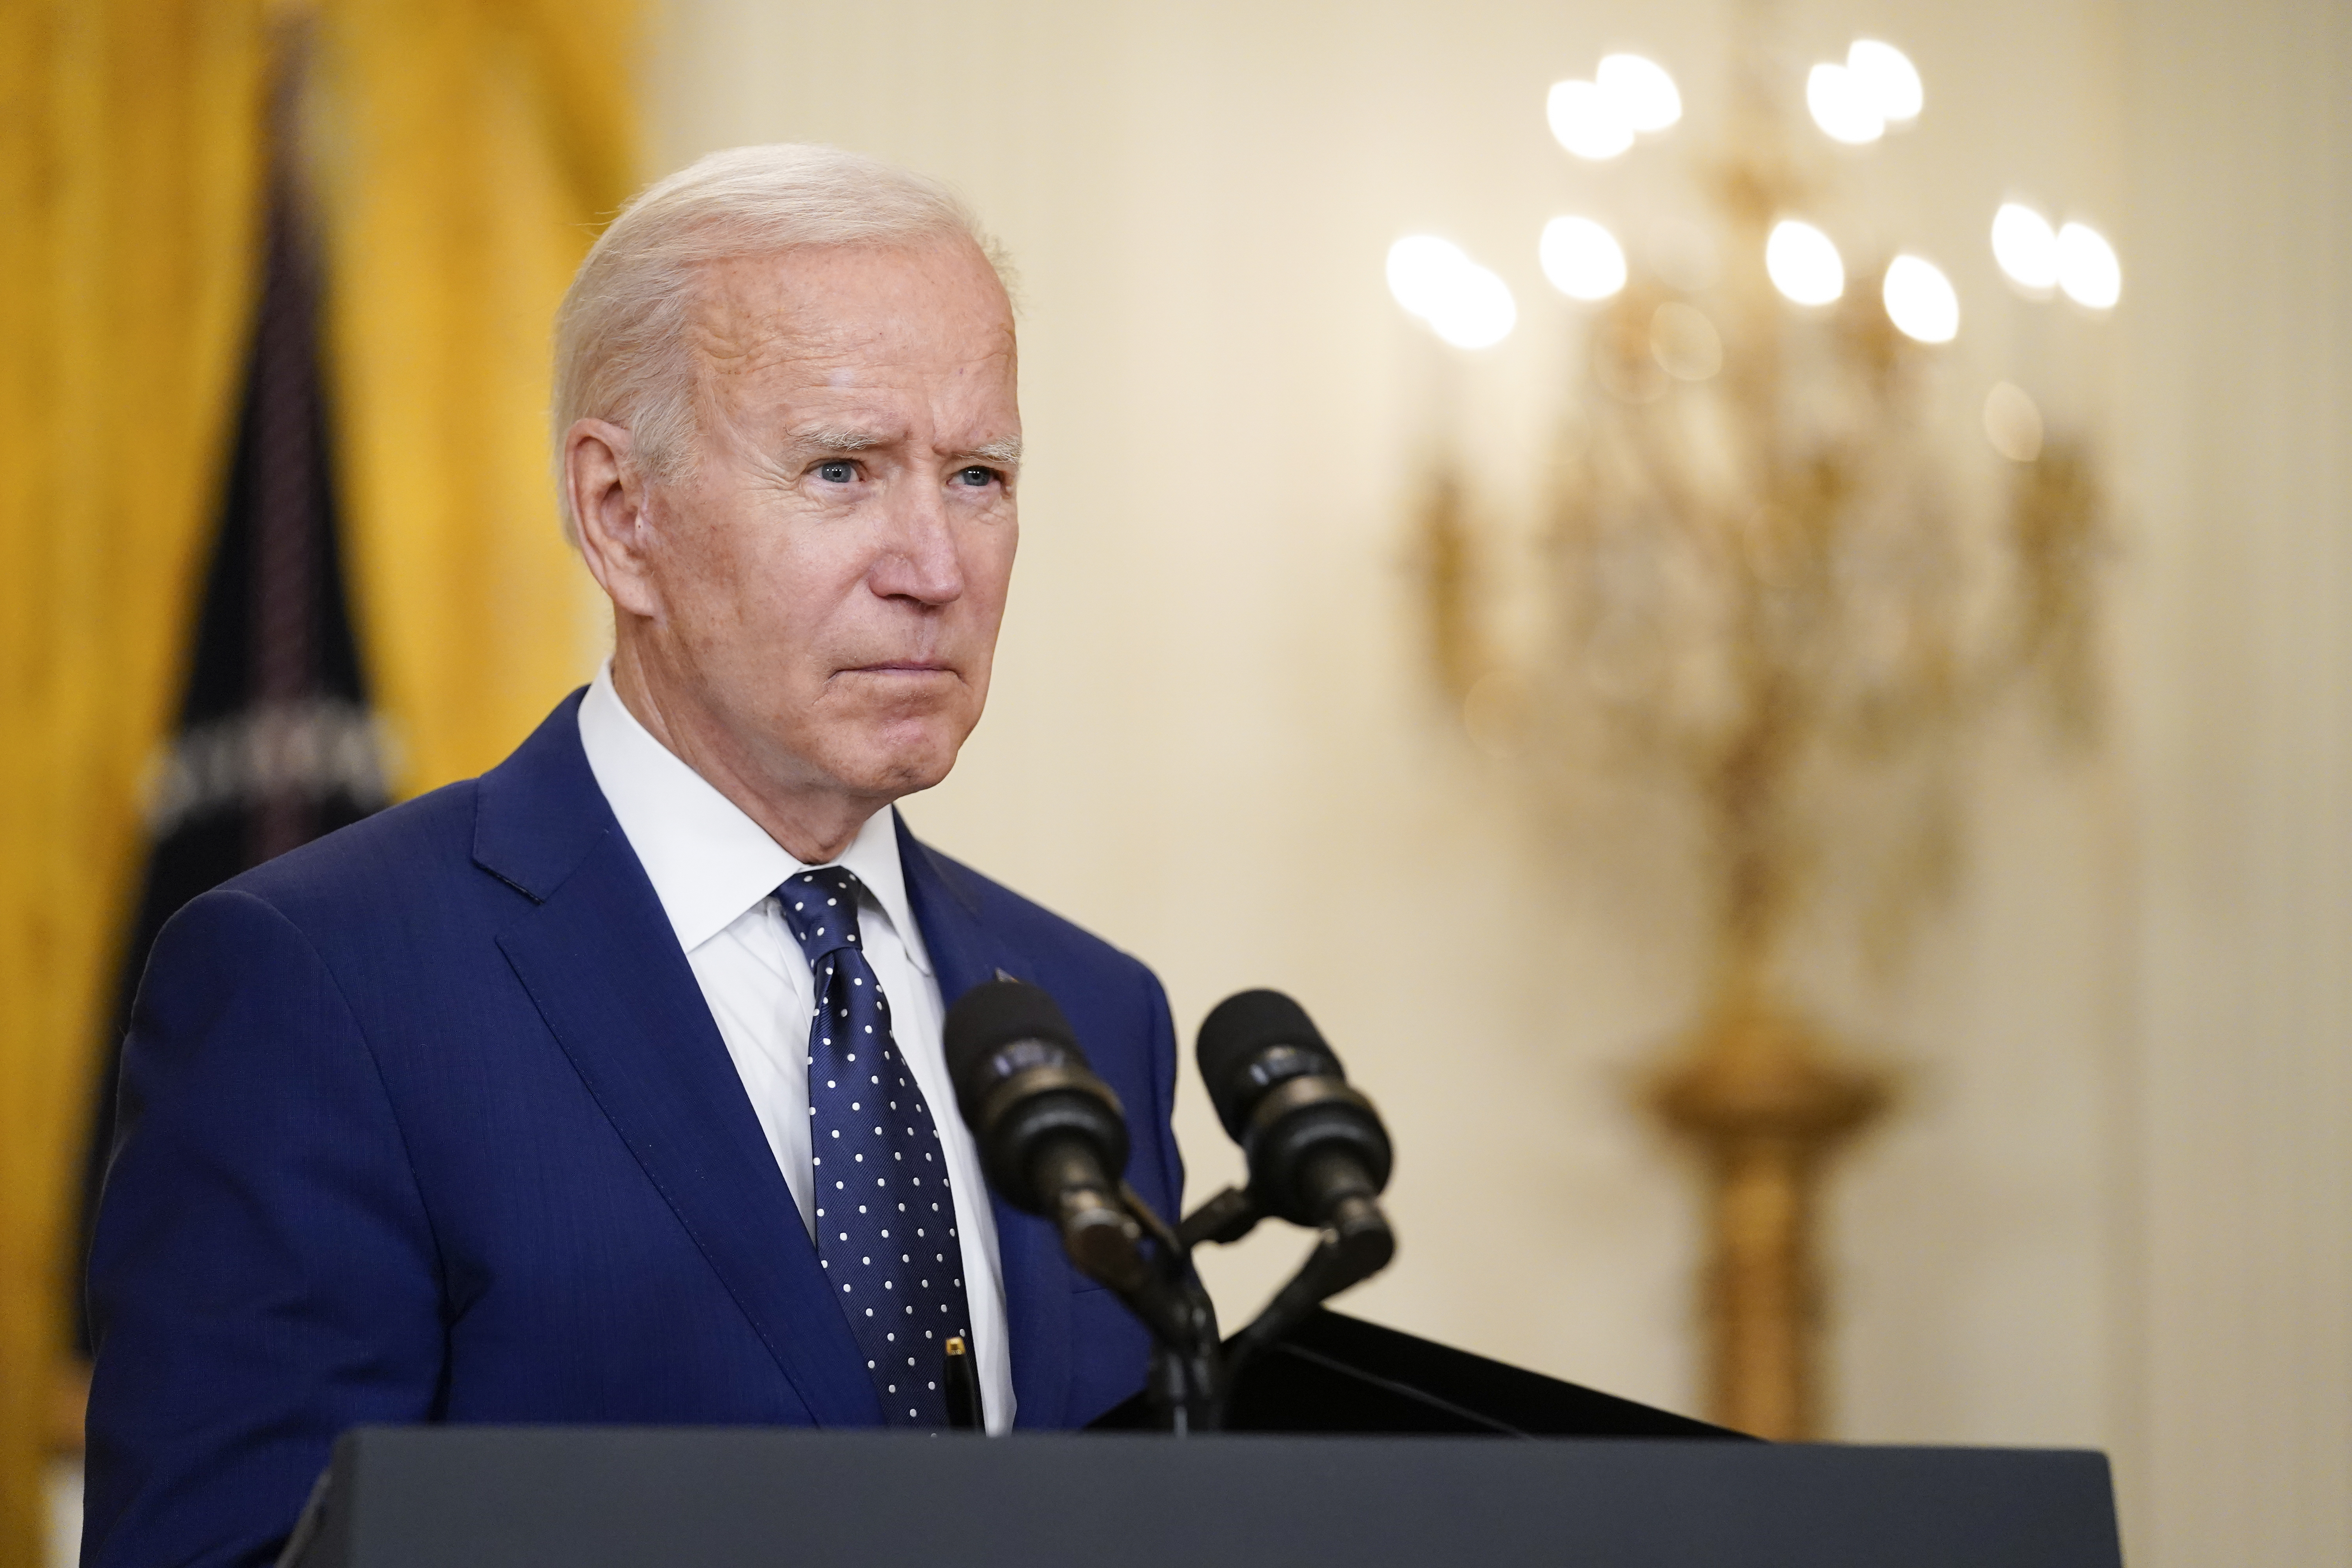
[777,866,866,962]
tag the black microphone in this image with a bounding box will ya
[944,978,1147,1290]
[1196,989,1394,1253]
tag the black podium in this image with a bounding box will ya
[1091,1308,1743,1436]
[282,1315,2123,1568]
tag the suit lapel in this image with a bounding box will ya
[477,696,880,1427]
[895,812,1078,1430]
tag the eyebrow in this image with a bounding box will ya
[797,429,1022,466]
[804,427,890,453]
[962,437,1024,466]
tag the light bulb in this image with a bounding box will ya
[1428,265,1518,348]
[1883,255,1959,343]
[1539,216,1628,301]
[1548,79,1634,160]
[1807,62,1885,145]
[1767,220,1845,305]
[1847,40,1923,122]
[1386,235,1515,347]
[1596,54,1681,133]
[1991,203,2059,291]
[2056,221,2121,308]
[1387,236,1473,320]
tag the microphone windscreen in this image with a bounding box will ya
[944,977,1083,1114]
[1195,989,1338,1141]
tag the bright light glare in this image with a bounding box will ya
[1428,265,1517,348]
[1984,381,2044,462]
[1847,40,1923,122]
[1991,203,2059,290]
[1883,255,1959,343]
[2057,221,2122,308]
[1548,79,1633,160]
[1806,63,1885,145]
[1386,235,1516,348]
[1539,216,1627,301]
[1387,235,1472,319]
[1766,220,1845,305]
[1597,54,1681,132]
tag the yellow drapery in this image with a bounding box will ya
[0,4,635,1560]
[315,0,635,795]
[0,5,268,1560]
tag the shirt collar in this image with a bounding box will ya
[575,662,932,973]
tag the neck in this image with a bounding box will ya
[609,638,883,865]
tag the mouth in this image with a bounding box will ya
[842,661,955,677]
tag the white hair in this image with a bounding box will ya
[551,143,1008,545]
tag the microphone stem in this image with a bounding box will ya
[1029,1136,1149,1293]
[1297,1147,1374,1216]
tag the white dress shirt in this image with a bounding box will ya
[577,664,1014,1431]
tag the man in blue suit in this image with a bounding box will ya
[84,143,1182,1566]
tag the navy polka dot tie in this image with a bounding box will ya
[778,866,972,1426]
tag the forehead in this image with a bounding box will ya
[688,240,1017,392]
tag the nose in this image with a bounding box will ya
[869,474,966,608]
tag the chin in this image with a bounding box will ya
[832,721,966,799]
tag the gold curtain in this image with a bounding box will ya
[314,0,636,795]
[0,5,268,1561]
[0,3,636,1561]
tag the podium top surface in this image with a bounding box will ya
[291,1426,2122,1568]
[1093,1308,1745,1437]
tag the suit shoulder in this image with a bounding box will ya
[221,779,484,925]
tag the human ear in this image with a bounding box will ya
[566,418,664,620]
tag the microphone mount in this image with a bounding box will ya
[1177,989,1400,1423]
[943,977,1223,1432]
[945,978,1398,1435]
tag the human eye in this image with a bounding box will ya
[953,465,1002,488]
[815,459,858,485]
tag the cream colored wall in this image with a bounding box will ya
[645,3,2348,1562]
[2112,4,2351,1561]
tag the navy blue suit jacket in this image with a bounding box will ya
[84,693,1182,1568]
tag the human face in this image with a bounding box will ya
[588,239,1020,828]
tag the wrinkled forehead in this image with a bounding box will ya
[685,240,1017,387]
